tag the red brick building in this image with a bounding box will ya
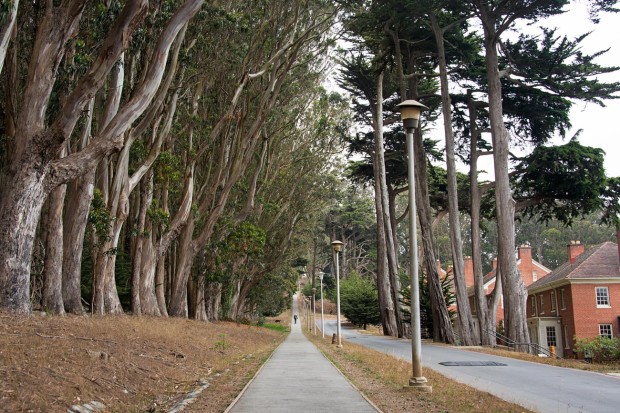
[527,241,620,358]
[466,244,551,325]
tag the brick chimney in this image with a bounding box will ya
[518,244,532,264]
[464,256,474,287]
[567,240,585,264]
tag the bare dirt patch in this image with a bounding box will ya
[0,313,286,412]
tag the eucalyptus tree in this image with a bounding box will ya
[0,0,204,314]
[197,86,348,321]
[166,1,339,318]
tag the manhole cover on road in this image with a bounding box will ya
[439,361,507,366]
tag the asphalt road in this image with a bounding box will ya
[321,320,620,413]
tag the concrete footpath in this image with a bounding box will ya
[226,295,379,413]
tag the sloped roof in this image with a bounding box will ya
[480,257,549,286]
[528,242,620,291]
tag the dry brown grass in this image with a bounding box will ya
[470,346,620,373]
[306,332,532,413]
[0,313,287,412]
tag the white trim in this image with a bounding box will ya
[529,277,620,294]
[596,286,610,307]
[533,261,553,274]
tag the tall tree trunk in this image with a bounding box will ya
[139,232,161,316]
[0,1,91,314]
[42,181,67,315]
[193,275,207,321]
[131,178,150,316]
[414,128,456,344]
[371,71,399,337]
[467,90,499,345]
[0,0,202,314]
[205,281,222,321]
[169,218,195,317]
[482,20,529,345]
[431,14,476,345]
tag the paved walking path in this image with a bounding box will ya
[226,295,378,413]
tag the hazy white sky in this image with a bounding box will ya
[452,4,620,179]
[547,4,620,177]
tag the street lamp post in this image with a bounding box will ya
[396,99,432,392]
[312,287,317,335]
[318,272,325,338]
[331,240,344,348]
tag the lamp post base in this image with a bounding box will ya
[407,377,432,393]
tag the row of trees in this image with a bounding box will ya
[333,0,620,347]
[0,1,353,319]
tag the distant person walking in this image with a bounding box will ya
[293,314,298,324]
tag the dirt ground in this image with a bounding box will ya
[0,312,287,412]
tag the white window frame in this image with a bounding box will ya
[532,271,538,282]
[539,294,545,314]
[551,290,557,312]
[599,324,613,339]
[596,286,610,308]
[531,296,536,315]
[560,288,566,310]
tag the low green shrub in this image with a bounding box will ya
[574,336,620,362]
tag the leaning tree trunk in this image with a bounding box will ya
[371,71,399,337]
[431,14,476,345]
[0,1,92,314]
[62,96,96,315]
[482,22,529,346]
[0,0,202,314]
[414,127,456,344]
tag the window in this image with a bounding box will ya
[546,326,557,347]
[532,271,538,282]
[596,287,610,307]
[560,289,566,310]
[599,324,613,339]
[551,291,556,312]
[531,296,536,315]
[539,295,545,314]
